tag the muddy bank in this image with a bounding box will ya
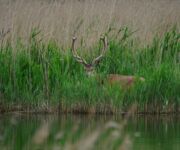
[0,103,179,115]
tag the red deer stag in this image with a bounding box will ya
[71,36,145,88]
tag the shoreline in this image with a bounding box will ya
[0,103,179,115]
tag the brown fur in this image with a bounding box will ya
[106,74,145,88]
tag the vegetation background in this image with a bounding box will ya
[0,0,179,113]
[0,0,179,45]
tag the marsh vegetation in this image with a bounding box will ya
[0,0,180,150]
[0,27,179,113]
[0,0,179,113]
[0,0,179,45]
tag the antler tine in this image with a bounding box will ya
[92,36,108,65]
[71,37,88,66]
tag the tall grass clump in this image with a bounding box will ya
[0,28,179,113]
[99,28,180,112]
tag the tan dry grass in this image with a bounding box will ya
[0,0,179,47]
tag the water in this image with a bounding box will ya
[0,114,179,150]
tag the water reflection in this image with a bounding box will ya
[0,114,180,150]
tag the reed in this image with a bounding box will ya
[0,28,179,113]
[0,0,179,46]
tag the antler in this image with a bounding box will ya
[92,35,108,66]
[71,36,108,68]
[71,37,88,66]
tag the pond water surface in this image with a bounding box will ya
[0,114,180,150]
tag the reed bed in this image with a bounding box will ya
[0,0,179,46]
[0,27,179,114]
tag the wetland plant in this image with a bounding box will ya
[0,28,179,113]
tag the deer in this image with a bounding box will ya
[71,36,145,89]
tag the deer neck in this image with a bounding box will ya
[86,71,96,77]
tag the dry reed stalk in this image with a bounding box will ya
[0,0,179,48]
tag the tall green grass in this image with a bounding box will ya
[0,28,179,113]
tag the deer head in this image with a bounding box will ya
[71,36,108,76]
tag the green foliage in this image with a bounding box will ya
[0,28,179,112]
